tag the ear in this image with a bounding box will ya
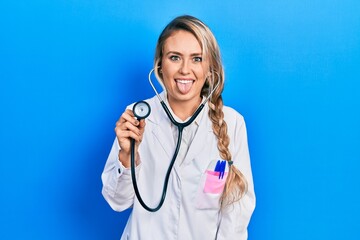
[157,64,162,73]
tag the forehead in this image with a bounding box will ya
[163,30,202,54]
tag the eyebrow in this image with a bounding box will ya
[165,51,202,56]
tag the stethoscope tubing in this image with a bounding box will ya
[130,127,183,212]
[130,103,205,212]
[129,69,218,212]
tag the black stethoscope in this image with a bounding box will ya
[130,69,219,212]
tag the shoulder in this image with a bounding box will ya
[221,105,247,137]
[223,105,245,124]
[222,106,249,153]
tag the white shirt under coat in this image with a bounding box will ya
[101,92,256,240]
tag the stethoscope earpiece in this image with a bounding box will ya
[133,100,151,120]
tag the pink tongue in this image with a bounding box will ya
[177,81,192,94]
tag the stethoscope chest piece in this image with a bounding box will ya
[133,100,151,119]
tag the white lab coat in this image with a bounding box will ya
[102,93,255,240]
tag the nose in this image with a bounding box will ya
[179,59,190,75]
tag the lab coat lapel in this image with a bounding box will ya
[182,105,213,166]
[148,98,175,159]
[151,121,174,159]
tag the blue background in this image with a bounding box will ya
[1,0,359,239]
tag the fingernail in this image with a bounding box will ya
[135,120,139,125]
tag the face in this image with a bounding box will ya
[160,30,209,108]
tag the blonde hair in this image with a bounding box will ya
[154,15,247,206]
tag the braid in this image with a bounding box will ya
[208,88,248,207]
[208,96,231,160]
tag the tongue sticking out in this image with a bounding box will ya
[176,80,193,94]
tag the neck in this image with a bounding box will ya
[167,97,202,121]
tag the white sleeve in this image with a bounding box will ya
[216,117,256,240]
[101,138,141,212]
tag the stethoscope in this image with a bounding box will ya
[130,69,220,212]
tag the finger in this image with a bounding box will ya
[124,121,141,135]
[124,131,142,142]
[115,124,138,137]
[116,118,142,134]
[116,115,139,131]
[138,119,146,128]
[115,121,143,138]
[115,128,141,142]
[138,120,146,134]
[117,109,134,123]
[122,109,139,125]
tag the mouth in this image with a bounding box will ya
[175,79,194,94]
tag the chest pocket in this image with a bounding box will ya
[195,159,228,209]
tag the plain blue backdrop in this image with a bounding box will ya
[1,0,359,239]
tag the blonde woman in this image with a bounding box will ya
[102,15,255,239]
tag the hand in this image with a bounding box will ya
[114,109,146,168]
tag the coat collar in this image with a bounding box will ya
[147,92,214,168]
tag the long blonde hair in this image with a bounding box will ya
[154,15,247,206]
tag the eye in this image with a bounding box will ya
[169,55,180,61]
[193,56,202,62]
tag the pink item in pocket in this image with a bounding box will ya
[203,170,227,194]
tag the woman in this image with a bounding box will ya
[102,15,255,239]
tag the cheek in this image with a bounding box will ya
[160,62,176,81]
[195,63,209,79]
[194,69,207,81]
[160,70,174,88]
